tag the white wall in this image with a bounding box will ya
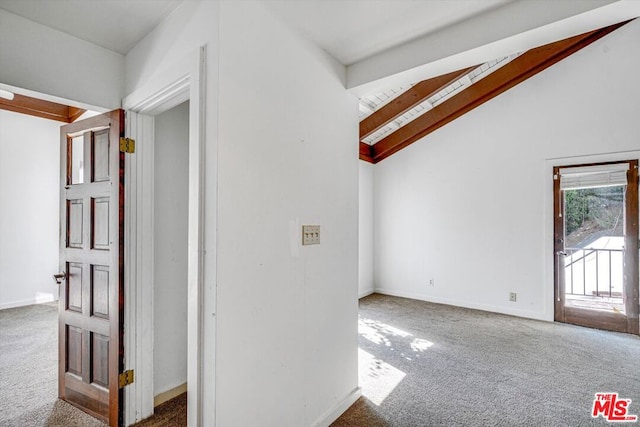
[216,3,358,426]
[0,9,124,110]
[359,161,374,298]
[0,110,60,309]
[126,1,359,426]
[124,1,218,96]
[373,18,640,321]
[126,3,220,423]
[153,101,189,396]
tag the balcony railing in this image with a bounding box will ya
[564,247,623,298]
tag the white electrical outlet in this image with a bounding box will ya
[302,225,320,245]
[509,292,517,302]
[428,279,435,287]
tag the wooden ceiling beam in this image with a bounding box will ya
[68,107,87,123]
[359,141,373,163]
[360,66,476,140]
[0,93,86,123]
[369,20,630,164]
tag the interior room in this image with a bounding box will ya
[0,1,639,426]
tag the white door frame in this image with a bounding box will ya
[122,46,209,426]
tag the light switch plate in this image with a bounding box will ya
[302,225,320,245]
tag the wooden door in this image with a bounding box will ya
[553,160,639,335]
[58,110,125,426]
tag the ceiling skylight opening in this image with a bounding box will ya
[468,51,524,85]
[363,124,396,145]
[359,51,527,145]
[429,79,465,107]
[358,84,414,121]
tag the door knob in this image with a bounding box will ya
[53,272,67,284]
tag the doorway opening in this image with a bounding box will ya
[563,185,625,312]
[122,46,209,427]
[553,160,639,334]
[151,101,189,415]
[0,91,109,425]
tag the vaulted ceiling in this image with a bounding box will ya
[0,0,182,55]
[0,1,637,135]
[262,0,513,65]
[358,20,631,164]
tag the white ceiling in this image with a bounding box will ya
[0,0,182,55]
[263,0,514,65]
[1,0,635,94]
[0,0,513,62]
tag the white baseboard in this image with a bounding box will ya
[359,289,375,299]
[310,387,361,427]
[374,288,550,322]
[154,383,187,407]
[0,296,57,310]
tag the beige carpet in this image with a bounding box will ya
[0,303,106,426]
[5,297,639,426]
[332,294,640,426]
[0,303,185,427]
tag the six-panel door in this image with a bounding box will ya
[59,110,124,426]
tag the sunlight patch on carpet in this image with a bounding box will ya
[357,317,435,405]
[358,348,406,406]
[410,337,433,352]
[359,317,411,346]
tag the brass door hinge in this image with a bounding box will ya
[119,370,134,388]
[119,137,135,153]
